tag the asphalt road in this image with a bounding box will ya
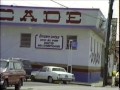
[7,80,119,90]
[23,81,119,90]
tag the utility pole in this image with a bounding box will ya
[103,0,114,86]
[0,25,1,59]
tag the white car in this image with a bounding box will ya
[31,66,75,84]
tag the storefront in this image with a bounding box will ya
[0,5,106,83]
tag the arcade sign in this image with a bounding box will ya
[0,8,81,25]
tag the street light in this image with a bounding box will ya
[67,40,73,73]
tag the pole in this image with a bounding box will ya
[0,24,1,59]
[103,0,114,86]
[67,40,73,73]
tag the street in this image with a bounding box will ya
[7,81,119,90]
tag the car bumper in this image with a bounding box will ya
[57,78,75,81]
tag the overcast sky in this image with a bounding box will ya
[1,0,119,40]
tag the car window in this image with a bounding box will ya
[21,60,32,69]
[9,62,14,70]
[46,68,50,71]
[0,61,8,68]
[41,67,47,72]
[52,68,66,72]
[14,62,22,70]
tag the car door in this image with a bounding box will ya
[8,61,17,84]
[35,70,42,79]
[37,68,47,80]
[41,67,49,80]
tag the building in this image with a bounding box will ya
[0,5,106,83]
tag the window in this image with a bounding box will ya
[97,41,98,54]
[21,60,31,69]
[94,39,95,53]
[0,61,8,68]
[91,37,92,51]
[52,68,66,72]
[20,33,31,47]
[14,62,22,70]
[66,35,77,50]
[41,67,47,72]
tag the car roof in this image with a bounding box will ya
[44,66,64,69]
[0,58,22,62]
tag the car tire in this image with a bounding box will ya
[48,76,53,83]
[115,81,118,86]
[63,81,67,84]
[15,80,21,90]
[20,79,23,86]
[31,75,35,81]
[1,80,8,90]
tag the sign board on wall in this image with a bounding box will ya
[35,34,63,50]
[0,5,102,26]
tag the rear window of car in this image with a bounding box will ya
[14,62,22,70]
[52,68,66,72]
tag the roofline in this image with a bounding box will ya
[0,5,100,11]
[0,59,22,62]
[1,22,96,29]
[1,22,105,40]
[44,66,64,68]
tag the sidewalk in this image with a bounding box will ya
[70,81,103,87]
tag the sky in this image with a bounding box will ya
[1,0,119,40]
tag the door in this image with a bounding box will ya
[37,68,47,80]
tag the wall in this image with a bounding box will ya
[1,25,90,67]
[87,30,104,82]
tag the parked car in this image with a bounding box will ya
[31,66,75,84]
[10,58,32,81]
[20,59,32,81]
[0,58,26,90]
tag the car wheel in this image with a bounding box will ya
[115,81,118,86]
[2,80,8,90]
[63,81,67,84]
[15,80,21,90]
[31,75,35,81]
[20,79,23,86]
[48,76,53,83]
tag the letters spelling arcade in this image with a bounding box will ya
[0,8,81,24]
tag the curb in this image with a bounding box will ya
[70,82,91,86]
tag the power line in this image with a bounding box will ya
[49,0,106,20]
[50,0,68,8]
[9,0,108,20]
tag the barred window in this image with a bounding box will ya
[20,33,31,47]
[91,37,92,51]
[66,35,77,50]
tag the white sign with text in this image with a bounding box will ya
[35,34,63,49]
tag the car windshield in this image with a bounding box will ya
[0,61,8,68]
[52,68,66,72]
